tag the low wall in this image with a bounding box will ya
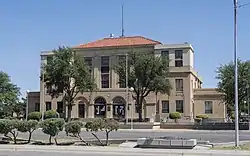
[119,123,154,129]
[160,123,249,130]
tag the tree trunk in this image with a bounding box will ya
[67,105,72,122]
[11,132,18,144]
[49,136,52,144]
[138,96,144,122]
[28,131,32,143]
[105,131,109,146]
[91,133,104,146]
[54,137,58,145]
[77,134,90,146]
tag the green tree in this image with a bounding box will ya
[40,118,65,144]
[100,118,119,146]
[85,118,119,146]
[0,119,20,144]
[65,120,89,145]
[17,120,38,143]
[42,47,96,121]
[216,60,250,117]
[85,119,104,146]
[12,98,27,118]
[0,71,20,118]
[113,51,171,121]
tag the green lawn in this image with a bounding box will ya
[212,143,250,150]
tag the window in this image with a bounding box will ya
[176,100,183,113]
[118,55,126,88]
[175,60,183,67]
[162,100,169,113]
[101,74,109,88]
[161,50,169,57]
[118,55,126,63]
[101,56,110,88]
[57,102,63,113]
[205,101,213,114]
[84,57,92,74]
[101,56,109,66]
[101,66,109,73]
[35,103,40,112]
[175,79,183,91]
[57,83,64,93]
[47,56,53,64]
[175,50,183,59]
[45,102,51,111]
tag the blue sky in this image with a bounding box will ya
[0,0,250,96]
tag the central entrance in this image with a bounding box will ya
[78,101,85,118]
[94,97,106,118]
[112,96,126,120]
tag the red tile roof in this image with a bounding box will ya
[74,36,161,49]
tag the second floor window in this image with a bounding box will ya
[46,56,53,64]
[118,55,126,88]
[101,74,109,88]
[175,50,183,59]
[161,50,169,57]
[101,56,110,88]
[175,79,183,91]
[84,57,92,74]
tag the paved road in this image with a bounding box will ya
[13,129,250,143]
[0,145,249,156]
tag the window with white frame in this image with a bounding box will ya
[205,101,213,114]
[162,100,169,113]
[101,56,110,88]
[175,79,183,91]
[175,50,183,67]
[176,100,183,113]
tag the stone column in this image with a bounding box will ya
[88,104,95,118]
[106,103,113,118]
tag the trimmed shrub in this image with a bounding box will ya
[85,118,119,146]
[0,119,20,144]
[65,121,89,145]
[17,120,38,143]
[196,114,208,119]
[169,112,181,123]
[40,118,65,144]
[44,110,59,119]
[28,112,42,121]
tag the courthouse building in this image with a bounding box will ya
[27,35,226,121]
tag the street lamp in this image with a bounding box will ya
[125,53,129,125]
[130,87,134,129]
[26,90,30,120]
[233,0,250,147]
[233,0,240,147]
[246,84,250,130]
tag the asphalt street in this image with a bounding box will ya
[13,129,250,143]
[0,145,249,156]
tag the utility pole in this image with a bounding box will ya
[125,53,129,124]
[233,0,239,147]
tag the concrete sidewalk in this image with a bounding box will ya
[0,144,249,156]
